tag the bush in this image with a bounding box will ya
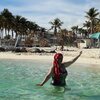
[0,47,5,51]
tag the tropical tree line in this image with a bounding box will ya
[49,7,100,38]
[71,7,100,37]
[0,7,100,48]
[48,7,100,50]
[0,8,45,40]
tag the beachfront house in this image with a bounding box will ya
[76,39,91,48]
[13,31,57,47]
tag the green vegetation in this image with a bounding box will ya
[0,8,100,48]
[85,7,99,34]
[0,9,43,39]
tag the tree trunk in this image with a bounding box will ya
[90,20,93,34]
[60,40,64,51]
[54,27,57,36]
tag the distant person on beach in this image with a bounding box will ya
[37,51,82,87]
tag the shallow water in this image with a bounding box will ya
[0,59,100,100]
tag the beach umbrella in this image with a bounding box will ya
[89,32,100,47]
[89,32,100,58]
[89,32,100,39]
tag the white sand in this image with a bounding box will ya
[0,48,100,65]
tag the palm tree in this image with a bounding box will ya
[0,14,3,38]
[85,7,99,34]
[1,9,14,38]
[26,21,35,35]
[71,25,78,34]
[78,28,87,38]
[49,18,63,36]
[58,29,68,50]
[13,15,22,38]
[19,17,27,37]
[39,27,46,37]
[32,24,40,35]
[83,21,90,31]
[93,17,100,32]
[14,16,28,38]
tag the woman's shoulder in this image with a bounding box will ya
[61,63,65,67]
[62,62,70,68]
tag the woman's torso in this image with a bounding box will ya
[52,64,68,86]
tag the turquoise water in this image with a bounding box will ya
[0,59,100,100]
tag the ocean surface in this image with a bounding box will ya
[0,59,100,100]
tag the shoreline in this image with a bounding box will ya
[0,50,100,65]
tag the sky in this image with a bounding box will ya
[0,0,100,30]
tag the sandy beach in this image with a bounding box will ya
[0,48,100,65]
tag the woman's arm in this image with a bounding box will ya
[37,66,54,86]
[63,51,82,68]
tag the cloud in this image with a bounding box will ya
[0,0,100,30]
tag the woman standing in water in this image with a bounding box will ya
[37,51,82,87]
